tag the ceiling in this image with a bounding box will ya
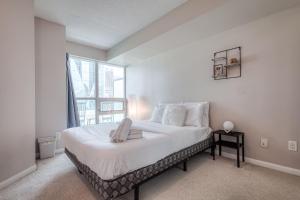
[34,0,187,50]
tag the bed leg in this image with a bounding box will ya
[134,185,140,200]
[183,160,187,172]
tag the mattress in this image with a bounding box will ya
[62,120,211,180]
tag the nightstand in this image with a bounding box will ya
[212,130,245,168]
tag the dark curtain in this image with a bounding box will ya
[66,53,80,128]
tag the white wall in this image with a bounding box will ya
[0,0,36,182]
[35,18,67,149]
[66,41,107,61]
[127,7,300,169]
[108,0,300,62]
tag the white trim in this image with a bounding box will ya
[215,150,300,176]
[246,157,300,176]
[36,148,65,158]
[69,54,124,68]
[0,164,37,190]
[55,148,65,154]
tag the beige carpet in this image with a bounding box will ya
[0,153,299,200]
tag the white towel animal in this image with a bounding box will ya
[110,118,132,143]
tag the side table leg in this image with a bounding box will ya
[242,134,245,162]
[212,134,215,160]
[219,134,222,156]
[237,136,240,168]
[211,144,215,160]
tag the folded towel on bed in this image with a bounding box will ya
[110,125,143,142]
[110,118,132,143]
[127,129,143,140]
[129,128,142,135]
[127,133,143,140]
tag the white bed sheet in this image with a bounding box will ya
[62,121,211,180]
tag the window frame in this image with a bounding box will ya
[70,55,126,125]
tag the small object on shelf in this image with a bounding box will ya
[229,58,239,64]
[212,130,245,168]
[212,46,241,80]
[223,121,234,133]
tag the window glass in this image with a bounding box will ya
[69,56,126,126]
[99,113,125,123]
[70,58,95,98]
[100,101,124,112]
[98,64,124,98]
[77,100,96,126]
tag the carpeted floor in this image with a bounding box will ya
[0,153,299,200]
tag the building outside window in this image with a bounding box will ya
[69,55,126,126]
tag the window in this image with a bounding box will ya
[69,56,126,126]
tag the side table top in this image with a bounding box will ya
[213,130,244,137]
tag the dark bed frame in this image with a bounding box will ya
[65,136,215,200]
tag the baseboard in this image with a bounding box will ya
[215,150,300,176]
[0,164,37,190]
[55,148,65,154]
[36,148,65,159]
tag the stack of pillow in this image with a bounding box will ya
[150,102,209,127]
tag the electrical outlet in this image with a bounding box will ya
[260,137,268,148]
[288,141,297,152]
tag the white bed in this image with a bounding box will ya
[62,120,211,180]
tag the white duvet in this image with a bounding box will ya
[62,121,211,180]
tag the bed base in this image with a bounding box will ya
[132,158,189,200]
[65,136,214,200]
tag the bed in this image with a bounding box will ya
[63,120,214,200]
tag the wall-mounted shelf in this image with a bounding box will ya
[211,57,227,61]
[212,47,241,80]
[224,63,241,68]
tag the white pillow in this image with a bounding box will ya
[201,102,210,127]
[162,104,186,126]
[184,102,209,127]
[150,105,165,123]
[184,103,201,126]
